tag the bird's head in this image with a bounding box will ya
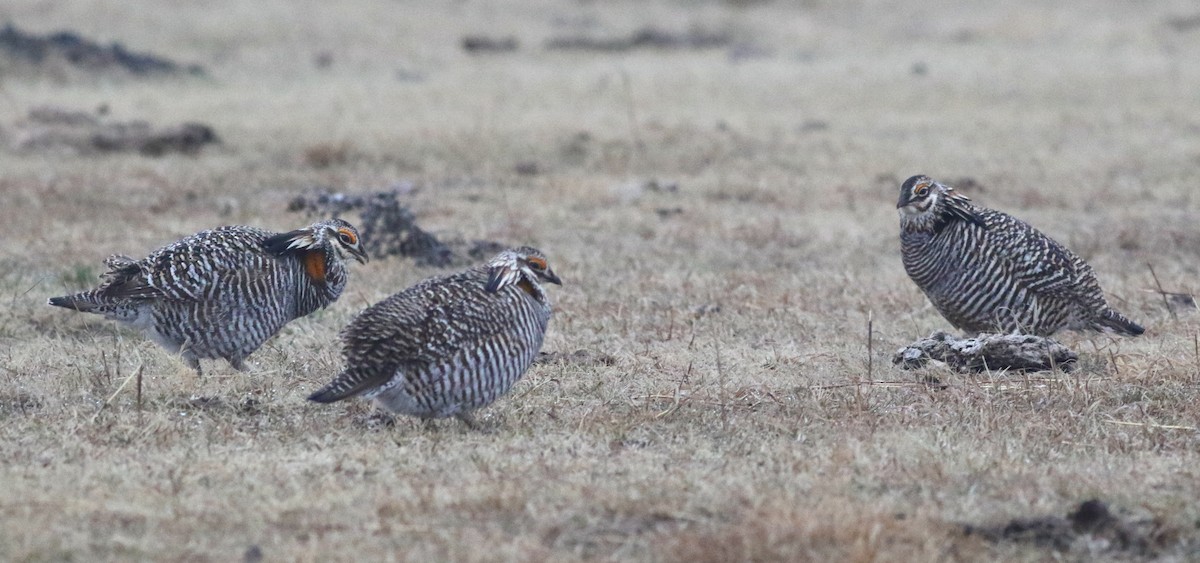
[319,219,369,264]
[263,218,369,265]
[484,246,562,295]
[896,174,983,230]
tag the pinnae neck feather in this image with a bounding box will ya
[517,278,540,298]
[303,250,327,284]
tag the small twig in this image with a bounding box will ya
[1193,331,1199,380]
[715,335,727,434]
[809,380,929,390]
[91,363,145,423]
[619,68,644,175]
[665,307,674,341]
[1147,262,1176,321]
[655,361,691,419]
[100,350,111,386]
[12,275,51,307]
[1103,419,1197,431]
[136,359,144,419]
[632,395,758,410]
[510,376,558,402]
[866,310,874,381]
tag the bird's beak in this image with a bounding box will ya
[350,246,370,264]
[542,268,562,286]
[896,192,911,209]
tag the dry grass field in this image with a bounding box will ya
[2,0,1200,560]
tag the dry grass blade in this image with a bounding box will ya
[1102,419,1198,432]
[90,362,144,423]
[1146,262,1176,321]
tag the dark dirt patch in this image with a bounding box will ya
[167,395,264,416]
[287,189,506,267]
[6,106,218,156]
[0,23,204,79]
[543,510,688,559]
[962,499,1181,559]
[0,392,42,417]
[1165,14,1200,32]
[462,35,519,53]
[168,395,226,412]
[301,142,354,169]
[535,349,617,367]
[351,411,397,431]
[545,26,731,52]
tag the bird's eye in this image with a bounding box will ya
[337,230,357,245]
[914,185,930,197]
[527,257,547,270]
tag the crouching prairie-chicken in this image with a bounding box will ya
[48,219,368,373]
[308,246,561,428]
[897,174,1143,337]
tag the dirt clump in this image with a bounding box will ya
[545,26,731,52]
[462,35,519,53]
[0,23,205,79]
[287,189,506,268]
[6,106,218,156]
[894,331,1077,372]
[962,499,1180,558]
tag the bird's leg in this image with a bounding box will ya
[184,354,203,376]
[365,410,396,429]
[228,357,249,372]
[179,338,202,376]
[455,412,491,432]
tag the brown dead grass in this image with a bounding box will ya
[1,0,1200,561]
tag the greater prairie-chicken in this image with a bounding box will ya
[308,246,561,428]
[49,219,369,373]
[897,174,1143,337]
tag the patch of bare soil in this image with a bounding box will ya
[0,392,42,418]
[5,106,218,156]
[534,349,617,367]
[287,190,504,267]
[543,510,688,559]
[461,35,518,54]
[166,395,264,417]
[962,499,1183,559]
[0,23,204,79]
[350,411,397,431]
[894,331,1078,372]
[545,26,731,52]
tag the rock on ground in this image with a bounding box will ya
[893,331,1078,373]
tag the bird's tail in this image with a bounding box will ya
[47,292,101,313]
[1095,309,1145,337]
[308,367,385,404]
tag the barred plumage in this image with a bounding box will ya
[48,219,368,373]
[308,246,561,428]
[897,175,1143,337]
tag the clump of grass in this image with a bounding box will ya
[58,264,97,291]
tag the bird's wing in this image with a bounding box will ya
[99,227,275,302]
[982,211,1083,298]
[340,271,516,368]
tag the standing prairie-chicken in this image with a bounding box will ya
[308,246,561,428]
[897,174,1143,337]
[48,219,369,373]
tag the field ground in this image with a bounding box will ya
[2,0,1200,560]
